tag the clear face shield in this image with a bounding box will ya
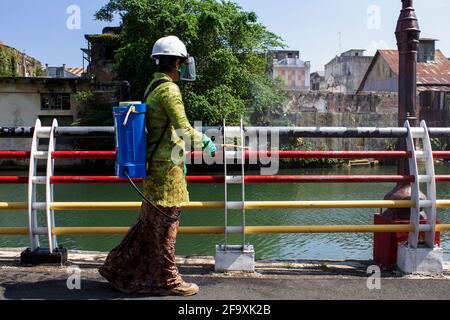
[179,56,196,82]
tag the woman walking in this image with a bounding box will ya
[99,36,216,296]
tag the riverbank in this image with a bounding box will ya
[1,248,450,300]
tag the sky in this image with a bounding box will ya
[0,0,449,72]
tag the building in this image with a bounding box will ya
[324,49,373,94]
[271,50,300,61]
[358,39,450,127]
[0,43,44,77]
[271,50,311,91]
[82,27,122,103]
[0,43,95,154]
[0,76,92,151]
[0,30,126,165]
[310,71,325,91]
[45,64,87,78]
[83,27,121,84]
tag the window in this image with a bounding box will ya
[41,93,71,110]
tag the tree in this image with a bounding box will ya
[95,0,286,125]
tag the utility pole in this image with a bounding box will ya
[383,0,422,219]
[338,31,342,56]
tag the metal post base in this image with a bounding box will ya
[214,245,255,273]
[397,244,443,274]
[20,247,68,265]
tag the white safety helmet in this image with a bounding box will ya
[151,35,197,81]
[151,35,188,59]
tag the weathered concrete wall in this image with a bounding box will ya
[282,111,398,151]
[285,91,398,113]
[275,92,399,151]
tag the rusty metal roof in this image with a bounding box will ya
[378,49,450,85]
[417,85,450,92]
[65,67,86,77]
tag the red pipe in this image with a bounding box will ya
[47,175,424,184]
[0,176,29,183]
[0,151,30,159]
[49,176,225,184]
[242,175,415,183]
[50,150,450,159]
[433,151,450,159]
[52,151,116,159]
[436,175,450,182]
[2,150,449,160]
[2,150,448,160]
[240,151,411,159]
[49,150,412,159]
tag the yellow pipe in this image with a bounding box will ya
[436,224,450,232]
[0,227,29,235]
[48,200,416,211]
[2,224,450,236]
[244,200,415,209]
[178,226,225,234]
[52,226,225,235]
[50,201,225,211]
[244,225,415,234]
[437,200,450,208]
[1,200,449,212]
[49,224,418,235]
[0,202,27,210]
[52,227,129,235]
[51,202,140,211]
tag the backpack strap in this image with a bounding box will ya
[143,78,169,103]
[144,79,171,173]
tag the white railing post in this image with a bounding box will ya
[397,121,443,274]
[223,119,228,249]
[420,120,437,248]
[240,118,246,248]
[45,119,58,252]
[405,121,421,248]
[215,119,254,272]
[27,119,42,250]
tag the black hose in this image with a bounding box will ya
[124,171,179,221]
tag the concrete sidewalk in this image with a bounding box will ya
[1,248,450,300]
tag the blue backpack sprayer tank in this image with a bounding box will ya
[113,101,147,179]
[112,82,176,220]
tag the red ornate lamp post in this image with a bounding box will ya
[383,0,423,219]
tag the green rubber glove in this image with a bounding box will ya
[202,134,217,157]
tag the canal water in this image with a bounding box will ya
[1,164,449,261]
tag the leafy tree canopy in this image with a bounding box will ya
[95,0,286,125]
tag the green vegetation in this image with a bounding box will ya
[0,45,19,77]
[35,67,46,77]
[72,91,114,126]
[95,0,286,126]
[86,33,120,44]
[72,91,115,151]
[431,138,448,152]
[280,138,339,168]
[0,45,44,77]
